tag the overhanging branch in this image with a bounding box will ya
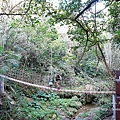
[75,0,98,20]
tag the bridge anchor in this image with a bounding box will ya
[115,70,120,120]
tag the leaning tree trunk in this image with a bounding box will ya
[97,42,113,78]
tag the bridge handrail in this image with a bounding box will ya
[0,74,115,94]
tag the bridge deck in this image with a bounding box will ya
[0,74,115,95]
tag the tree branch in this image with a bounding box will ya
[96,0,114,14]
[74,19,89,63]
[0,0,32,16]
[9,1,24,13]
[97,42,113,78]
[77,31,89,64]
[75,0,98,20]
[24,0,32,15]
[74,19,88,33]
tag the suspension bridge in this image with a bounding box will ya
[0,69,115,95]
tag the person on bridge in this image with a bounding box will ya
[55,74,62,90]
[49,77,54,87]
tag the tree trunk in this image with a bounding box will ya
[97,42,113,78]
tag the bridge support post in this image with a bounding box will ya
[0,76,4,97]
[112,94,116,119]
[0,75,4,105]
[115,70,120,120]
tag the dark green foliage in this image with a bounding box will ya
[0,66,10,74]
[20,51,39,69]
[0,47,20,74]
[32,91,60,101]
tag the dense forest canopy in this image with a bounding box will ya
[0,0,120,78]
